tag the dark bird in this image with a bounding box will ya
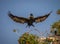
[8,11,52,27]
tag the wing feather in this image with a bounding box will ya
[8,12,28,24]
[34,11,52,23]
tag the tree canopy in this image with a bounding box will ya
[51,20,60,35]
[56,9,60,14]
[18,32,39,44]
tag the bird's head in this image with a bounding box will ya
[28,13,34,19]
[30,13,33,16]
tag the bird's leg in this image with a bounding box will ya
[26,25,30,28]
[32,24,35,27]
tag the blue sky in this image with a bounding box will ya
[0,0,60,44]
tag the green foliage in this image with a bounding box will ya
[51,20,60,35]
[18,32,39,44]
[42,42,48,44]
[56,9,60,14]
[45,38,53,42]
[13,29,16,32]
[39,41,49,44]
[51,20,60,29]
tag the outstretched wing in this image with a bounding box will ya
[8,12,28,24]
[34,11,52,23]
